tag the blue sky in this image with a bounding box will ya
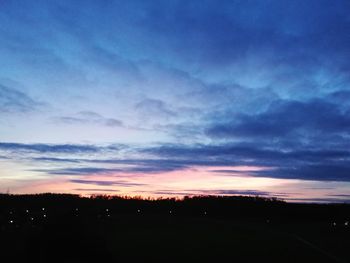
[1,0,350,202]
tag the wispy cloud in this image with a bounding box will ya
[70,179,146,187]
[32,157,81,163]
[0,142,121,154]
[152,189,289,197]
[52,111,123,127]
[38,167,123,175]
[0,84,43,113]
[73,188,119,192]
[135,98,177,121]
[4,141,350,182]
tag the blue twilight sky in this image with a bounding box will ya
[1,0,350,202]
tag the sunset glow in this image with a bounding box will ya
[1,0,350,202]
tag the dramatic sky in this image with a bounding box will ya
[1,0,350,202]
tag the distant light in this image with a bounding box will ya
[204,211,207,215]
[30,217,34,221]
[266,219,270,223]
[106,209,109,212]
[107,214,110,217]
[345,221,348,226]
[137,209,141,213]
[9,211,13,214]
[9,220,13,224]
[333,222,337,226]
[169,210,172,214]
[42,208,45,211]
[75,208,79,211]
[26,210,29,213]
[43,214,47,218]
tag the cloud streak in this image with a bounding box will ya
[52,111,123,127]
[0,84,42,113]
[70,179,146,187]
[0,142,122,154]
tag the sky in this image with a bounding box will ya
[1,0,350,202]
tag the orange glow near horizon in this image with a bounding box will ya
[7,164,349,203]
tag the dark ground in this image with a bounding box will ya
[1,194,350,263]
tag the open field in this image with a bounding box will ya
[1,194,350,263]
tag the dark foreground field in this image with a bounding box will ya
[1,194,350,263]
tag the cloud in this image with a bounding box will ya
[251,163,350,182]
[153,123,203,142]
[36,167,124,175]
[152,189,289,198]
[135,98,177,120]
[70,179,145,187]
[211,190,287,197]
[206,98,350,139]
[73,188,119,192]
[0,84,42,113]
[33,159,189,175]
[1,0,350,199]
[3,138,349,182]
[142,143,350,182]
[86,45,142,81]
[142,143,285,161]
[0,142,117,153]
[142,143,340,164]
[288,198,350,203]
[19,139,349,181]
[328,194,350,198]
[33,157,81,163]
[53,111,123,127]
